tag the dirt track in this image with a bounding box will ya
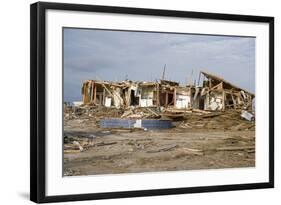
[63,121,255,176]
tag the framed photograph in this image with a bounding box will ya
[30,2,274,203]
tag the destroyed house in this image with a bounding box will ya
[137,82,160,107]
[159,80,192,109]
[82,80,125,108]
[81,71,254,111]
[199,71,255,111]
[120,81,160,107]
[81,80,160,108]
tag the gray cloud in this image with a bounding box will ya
[64,28,255,102]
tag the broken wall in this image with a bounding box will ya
[140,86,155,107]
[175,88,192,109]
[111,87,124,109]
[205,91,224,111]
[82,81,93,104]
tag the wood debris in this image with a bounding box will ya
[146,144,178,153]
[216,146,255,151]
[178,147,204,156]
[95,141,117,147]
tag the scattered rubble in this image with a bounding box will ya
[64,128,255,175]
[63,104,255,154]
[64,168,80,176]
[63,108,255,160]
[176,109,255,130]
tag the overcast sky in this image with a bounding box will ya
[64,28,255,102]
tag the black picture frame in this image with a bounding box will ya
[30,2,274,203]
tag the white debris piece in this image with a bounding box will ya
[133,119,142,128]
[241,110,254,121]
[73,141,83,151]
[140,99,153,107]
[209,102,218,111]
[105,97,112,107]
[73,101,83,106]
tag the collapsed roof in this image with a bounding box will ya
[201,71,255,97]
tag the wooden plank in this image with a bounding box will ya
[90,81,94,102]
[101,83,113,97]
[146,144,178,153]
[146,107,160,116]
[222,90,225,111]
[93,83,97,104]
[156,83,160,106]
[202,112,223,118]
[83,82,90,104]
[249,95,252,111]
[180,147,204,156]
[64,150,81,153]
[216,146,255,151]
[82,84,85,104]
[102,88,106,105]
[210,82,223,91]
[192,108,211,114]
[165,108,192,113]
[95,141,117,146]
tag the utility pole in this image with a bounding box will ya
[189,69,193,86]
[162,64,166,80]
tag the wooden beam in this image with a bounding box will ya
[249,95,252,111]
[100,83,116,99]
[173,88,177,108]
[126,88,130,107]
[93,83,97,104]
[83,82,90,104]
[165,92,168,106]
[82,84,85,104]
[210,82,223,91]
[156,84,160,106]
[231,93,236,109]
[216,146,255,151]
[102,88,105,105]
[222,90,225,111]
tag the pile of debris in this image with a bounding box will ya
[64,103,163,123]
[121,107,161,119]
[177,109,255,131]
[63,135,92,153]
[64,133,118,153]
[64,101,255,131]
[64,104,123,120]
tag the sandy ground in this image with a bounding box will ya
[63,117,255,176]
